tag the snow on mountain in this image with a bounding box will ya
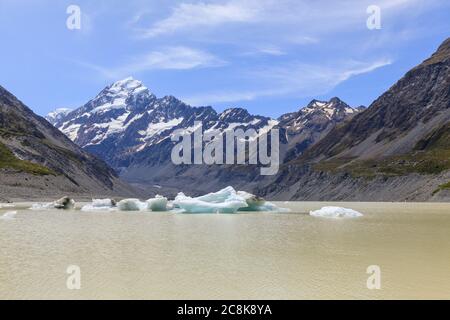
[45,108,72,125]
[48,78,275,169]
[47,78,361,191]
[277,97,362,161]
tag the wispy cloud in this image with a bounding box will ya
[141,1,261,38]
[135,0,428,40]
[183,58,392,105]
[75,46,227,79]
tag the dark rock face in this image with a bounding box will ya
[302,38,450,161]
[261,37,450,201]
[0,85,134,199]
[277,97,360,161]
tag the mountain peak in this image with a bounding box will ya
[46,108,72,125]
[107,77,149,95]
[219,107,258,123]
[305,97,350,111]
[307,99,328,108]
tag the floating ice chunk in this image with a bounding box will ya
[146,195,168,211]
[54,197,75,210]
[0,204,14,209]
[236,191,270,211]
[174,194,248,214]
[236,191,289,212]
[196,186,237,203]
[30,202,54,210]
[310,207,363,219]
[31,197,75,210]
[0,211,17,220]
[248,201,290,213]
[117,199,147,211]
[173,187,289,213]
[81,199,117,211]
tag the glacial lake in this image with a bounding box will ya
[0,202,449,299]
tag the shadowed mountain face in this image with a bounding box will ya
[299,38,450,166]
[0,85,134,200]
[260,37,450,201]
[48,78,359,193]
[302,38,450,162]
[277,97,362,162]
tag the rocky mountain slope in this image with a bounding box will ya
[49,78,359,194]
[260,37,450,201]
[0,85,135,201]
[277,97,364,162]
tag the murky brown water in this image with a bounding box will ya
[0,202,449,299]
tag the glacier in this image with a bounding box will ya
[310,207,363,219]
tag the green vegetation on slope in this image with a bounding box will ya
[314,124,450,179]
[314,149,450,180]
[0,142,54,175]
[432,181,450,196]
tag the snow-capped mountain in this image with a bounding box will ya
[50,77,276,169]
[45,108,72,125]
[277,97,363,161]
[48,77,361,194]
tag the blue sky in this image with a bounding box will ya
[0,0,449,118]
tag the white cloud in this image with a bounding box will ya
[76,46,227,79]
[183,59,392,105]
[136,0,428,39]
[142,1,261,38]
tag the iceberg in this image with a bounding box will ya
[174,192,248,214]
[237,191,266,210]
[146,195,168,211]
[117,199,147,211]
[30,202,55,210]
[81,199,117,211]
[0,211,17,220]
[310,207,363,219]
[195,186,237,203]
[173,187,288,214]
[31,198,75,210]
[53,197,76,210]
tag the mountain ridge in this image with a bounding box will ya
[0,85,137,200]
[48,78,361,178]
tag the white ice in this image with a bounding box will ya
[117,199,147,211]
[30,203,54,210]
[0,211,17,220]
[81,199,116,212]
[146,195,168,211]
[173,187,288,214]
[174,192,248,214]
[309,207,363,219]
